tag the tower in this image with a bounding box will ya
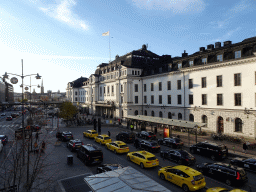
[41,79,44,94]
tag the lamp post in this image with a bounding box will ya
[3,59,41,188]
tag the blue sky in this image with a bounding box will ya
[1,0,256,93]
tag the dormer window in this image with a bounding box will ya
[132,70,134,75]
[189,61,193,67]
[135,71,137,75]
[138,71,140,75]
[217,55,223,62]
[159,67,162,73]
[202,58,207,64]
[178,63,182,69]
[168,64,172,71]
[235,50,241,59]
[151,70,154,74]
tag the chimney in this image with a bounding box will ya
[182,50,188,57]
[224,41,232,47]
[200,47,205,52]
[207,44,214,50]
[215,42,221,48]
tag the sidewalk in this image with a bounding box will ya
[86,115,256,159]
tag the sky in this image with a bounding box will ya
[1,0,256,93]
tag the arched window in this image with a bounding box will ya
[168,112,172,119]
[235,118,242,132]
[202,115,208,127]
[144,110,147,116]
[151,111,155,117]
[134,110,138,116]
[178,113,182,120]
[189,114,194,122]
[159,111,163,118]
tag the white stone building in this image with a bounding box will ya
[67,37,256,138]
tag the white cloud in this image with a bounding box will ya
[131,0,205,13]
[40,0,89,30]
[210,27,241,42]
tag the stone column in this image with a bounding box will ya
[124,82,127,103]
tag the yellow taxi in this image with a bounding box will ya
[94,134,112,145]
[158,165,206,192]
[83,130,98,138]
[106,141,129,154]
[126,151,159,169]
[206,187,247,192]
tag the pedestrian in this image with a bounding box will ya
[41,141,46,153]
[108,131,111,137]
[130,124,134,131]
[36,132,39,141]
[243,142,248,153]
[34,142,38,154]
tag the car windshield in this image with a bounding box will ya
[75,142,82,145]
[119,145,128,148]
[147,157,156,160]
[104,137,110,140]
[180,151,193,157]
[65,134,72,137]
[91,131,97,134]
[193,174,204,181]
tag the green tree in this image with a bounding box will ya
[59,101,78,120]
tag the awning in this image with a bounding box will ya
[126,115,206,128]
[94,104,114,108]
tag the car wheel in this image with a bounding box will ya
[226,179,232,186]
[191,149,195,154]
[160,173,165,180]
[182,184,189,192]
[178,160,182,164]
[140,163,144,169]
[127,156,130,161]
[211,155,216,161]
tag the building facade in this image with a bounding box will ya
[67,37,256,138]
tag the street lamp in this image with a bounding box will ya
[2,59,41,187]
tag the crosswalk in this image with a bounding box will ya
[0,124,22,129]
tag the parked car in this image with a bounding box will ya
[158,137,184,148]
[127,151,159,169]
[230,157,256,172]
[206,187,247,192]
[67,139,83,152]
[106,141,129,154]
[0,135,8,145]
[160,149,196,165]
[116,132,135,143]
[196,162,248,186]
[6,116,12,121]
[134,139,160,153]
[1,113,6,116]
[56,131,74,141]
[136,131,156,140]
[158,165,206,192]
[96,164,123,174]
[77,144,103,165]
[11,113,17,118]
[190,141,228,160]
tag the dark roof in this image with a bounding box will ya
[69,77,88,88]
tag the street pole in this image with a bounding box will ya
[21,59,25,166]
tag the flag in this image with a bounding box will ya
[102,31,109,36]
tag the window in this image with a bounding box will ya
[134,110,138,116]
[235,118,242,132]
[138,71,140,75]
[167,81,171,90]
[144,84,147,92]
[159,67,162,73]
[159,95,162,104]
[235,50,241,59]
[177,80,181,90]
[100,87,102,96]
[132,70,134,75]
[178,113,182,120]
[234,73,241,86]
[151,70,154,74]
[202,115,208,127]
[202,58,207,64]
[151,111,155,117]
[151,95,154,104]
[189,114,194,122]
[178,63,182,69]
[189,61,194,67]
[217,94,223,105]
[107,86,110,94]
[168,95,171,104]
[159,82,162,91]
[121,85,123,92]
[104,87,106,94]
[151,83,154,91]
[135,96,138,104]
[135,84,138,92]
[121,96,123,104]
[234,93,241,106]
[202,94,207,105]
[159,111,163,118]
[135,71,137,75]
[189,94,193,105]
[217,55,223,62]
[178,95,182,104]
[189,79,193,89]
[217,75,222,87]
[112,86,114,93]
[144,96,147,103]
[144,110,147,116]
[168,112,172,119]
[75,91,77,95]
[202,77,207,88]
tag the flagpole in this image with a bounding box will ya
[109,30,111,63]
